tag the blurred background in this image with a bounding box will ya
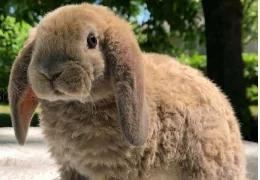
[0,0,258,142]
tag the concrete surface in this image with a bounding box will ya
[244,140,258,180]
[0,128,59,180]
[0,127,258,180]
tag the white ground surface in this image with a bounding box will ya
[0,127,258,180]
[0,128,59,180]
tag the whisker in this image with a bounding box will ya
[88,92,97,114]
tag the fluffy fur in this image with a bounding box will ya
[8,3,246,180]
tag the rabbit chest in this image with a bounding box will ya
[39,100,182,180]
[39,101,146,179]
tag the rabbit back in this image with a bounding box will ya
[143,53,246,179]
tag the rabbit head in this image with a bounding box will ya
[8,3,150,147]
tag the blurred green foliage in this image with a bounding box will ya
[0,16,31,102]
[243,53,258,106]
[0,0,257,54]
[241,0,258,45]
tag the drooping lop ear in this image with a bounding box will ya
[8,28,39,145]
[103,20,150,146]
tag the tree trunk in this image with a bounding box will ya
[201,0,257,142]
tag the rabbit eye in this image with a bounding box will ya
[87,34,97,49]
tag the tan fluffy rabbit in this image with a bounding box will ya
[8,3,246,180]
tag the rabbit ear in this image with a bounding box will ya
[8,28,39,145]
[103,22,150,146]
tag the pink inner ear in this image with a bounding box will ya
[18,87,39,132]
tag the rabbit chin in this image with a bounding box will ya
[37,91,92,103]
[35,86,114,104]
[32,82,92,103]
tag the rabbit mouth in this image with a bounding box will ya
[34,78,90,103]
[53,90,65,96]
[51,84,66,96]
[49,80,66,96]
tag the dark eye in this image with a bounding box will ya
[87,34,97,49]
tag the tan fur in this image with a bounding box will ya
[8,3,246,180]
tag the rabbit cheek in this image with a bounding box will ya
[28,65,54,98]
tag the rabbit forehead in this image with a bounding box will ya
[37,4,108,38]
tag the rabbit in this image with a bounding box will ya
[8,3,246,180]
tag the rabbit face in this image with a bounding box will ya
[28,6,110,103]
[9,3,150,146]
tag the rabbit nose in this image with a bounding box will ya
[39,54,65,80]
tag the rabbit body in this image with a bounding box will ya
[8,3,246,180]
[39,53,245,180]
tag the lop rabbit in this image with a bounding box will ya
[8,3,246,180]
